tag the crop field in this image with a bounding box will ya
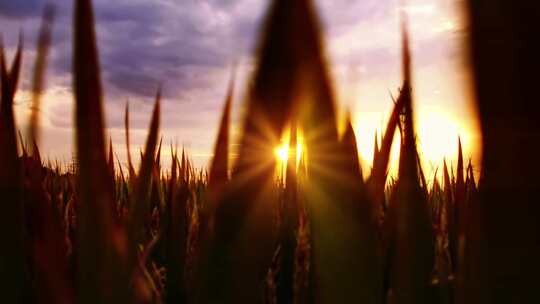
[0,0,538,304]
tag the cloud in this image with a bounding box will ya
[84,0,255,99]
[3,0,474,169]
[0,0,43,18]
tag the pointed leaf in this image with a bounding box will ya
[128,89,161,271]
[73,0,128,301]
[208,72,234,189]
[29,4,55,150]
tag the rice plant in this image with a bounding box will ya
[0,0,537,303]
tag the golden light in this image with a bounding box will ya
[275,145,289,162]
[274,142,304,165]
[416,109,463,163]
[352,106,481,180]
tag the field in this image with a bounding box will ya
[0,0,538,304]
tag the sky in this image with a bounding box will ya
[0,0,481,180]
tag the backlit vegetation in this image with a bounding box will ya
[1,0,537,304]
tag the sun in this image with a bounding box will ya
[275,145,289,162]
[274,142,303,165]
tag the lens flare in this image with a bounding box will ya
[274,143,303,164]
[275,145,289,162]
